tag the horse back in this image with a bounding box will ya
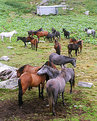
[31,73,46,86]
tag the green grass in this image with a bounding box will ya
[0,0,97,120]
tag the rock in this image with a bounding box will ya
[78,82,93,88]
[7,46,14,49]
[0,56,10,61]
[0,78,18,89]
[84,11,89,15]
[0,62,18,89]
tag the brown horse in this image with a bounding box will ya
[27,36,38,51]
[54,39,61,55]
[17,61,57,106]
[18,72,46,106]
[69,38,83,53]
[31,31,48,42]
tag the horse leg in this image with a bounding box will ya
[75,49,77,56]
[24,42,27,48]
[1,36,4,41]
[38,84,41,98]
[18,79,23,107]
[69,80,72,94]
[10,37,11,42]
[62,91,65,105]
[52,100,56,116]
[41,83,44,99]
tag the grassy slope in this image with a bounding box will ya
[0,0,97,120]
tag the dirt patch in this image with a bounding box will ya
[0,91,86,121]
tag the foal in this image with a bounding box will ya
[54,39,61,55]
[52,28,61,40]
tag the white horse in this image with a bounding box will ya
[0,30,17,42]
[84,28,96,37]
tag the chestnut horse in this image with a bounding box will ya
[27,36,38,51]
[31,31,48,42]
[54,39,61,55]
[70,38,83,53]
[17,61,57,106]
[18,72,46,106]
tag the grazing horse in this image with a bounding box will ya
[70,38,83,53]
[63,28,70,38]
[18,72,46,106]
[54,39,61,55]
[30,31,48,42]
[49,53,76,67]
[37,65,75,94]
[46,65,66,115]
[68,41,82,57]
[0,30,17,42]
[84,28,96,37]
[28,28,43,36]
[52,28,61,40]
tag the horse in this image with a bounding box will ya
[68,41,82,57]
[17,61,57,98]
[52,28,61,40]
[46,65,66,115]
[27,37,38,51]
[0,30,17,42]
[45,32,55,42]
[69,38,83,53]
[63,28,70,38]
[49,53,76,67]
[37,65,75,94]
[54,39,61,55]
[16,37,31,47]
[28,28,43,36]
[30,31,48,42]
[84,28,96,37]
[17,36,38,51]
[18,72,46,107]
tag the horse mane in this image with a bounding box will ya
[18,65,28,73]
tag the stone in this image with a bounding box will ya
[0,56,10,61]
[78,82,93,88]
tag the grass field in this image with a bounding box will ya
[0,0,97,120]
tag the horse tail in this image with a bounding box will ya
[18,79,23,107]
[72,69,75,87]
[46,84,54,112]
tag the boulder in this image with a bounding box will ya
[78,82,93,88]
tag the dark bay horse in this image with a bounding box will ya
[28,28,43,36]
[46,65,66,115]
[18,72,46,106]
[31,31,48,42]
[70,38,83,53]
[68,41,82,57]
[37,65,75,94]
[54,39,61,55]
[49,53,76,67]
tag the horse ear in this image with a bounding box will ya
[61,64,64,69]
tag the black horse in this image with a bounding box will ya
[16,37,31,47]
[45,32,55,42]
[63,28,70,38]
